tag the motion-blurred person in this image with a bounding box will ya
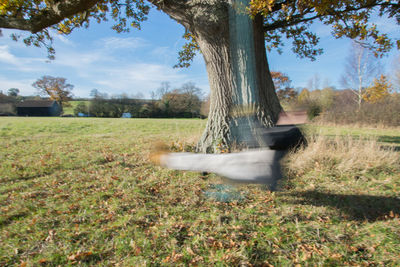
[151,111,307,191]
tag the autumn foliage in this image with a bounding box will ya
[32,76,73,108]
[271,71,298,103]
[363,75,391,103]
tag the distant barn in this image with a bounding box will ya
[16,100,62,117]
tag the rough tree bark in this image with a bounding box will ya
[154,0,282,152]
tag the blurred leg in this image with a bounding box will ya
[160,149,284,188]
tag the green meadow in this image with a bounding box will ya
[62,101,90,116]
[1,117,399,266]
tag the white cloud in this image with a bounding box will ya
[0,32,209,98]
[53,37,150,69]
[0,76,37,95]
[151,46,175,64]
[54,34,75,46]
[100,37,149,50]
[48,39,204,97]
[55,50,112,68]
[151,46,171,57]
[0,45,19,65]
[93,63,188,97]
[371,16,399,35]
[0,45,49,72]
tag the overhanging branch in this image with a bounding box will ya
[263,1,400,32]
[0,17,34,31]
[0,0,99,33]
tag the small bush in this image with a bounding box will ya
[319,94,400,126]
[306,101,322,120]
[73,102,89,116]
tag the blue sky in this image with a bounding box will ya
[0,8,398,98]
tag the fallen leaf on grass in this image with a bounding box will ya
[129,239,141,255]
[186,246,195,256]
[330,253,342,259]
[39,258,48,264]
[134,247,141,256]
[389,210,395,218]
[68,251,93,261]
[45,230,56,242]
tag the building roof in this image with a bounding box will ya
[16,100,57,108]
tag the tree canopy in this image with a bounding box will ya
[271,71,298,102]
[32,75,74,107]
[249,0,399,56]
[7,88,19,97]
[363,74,391,103]
[1,0,399,61]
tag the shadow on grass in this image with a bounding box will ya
[288,190,400,222]
[378,135,400,151]
[377,135,400,144]
[2,158,114,184]
[381,145,400,152]
[0,212,29,227]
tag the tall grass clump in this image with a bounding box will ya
[286,135,399,181]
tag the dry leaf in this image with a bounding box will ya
[68,251,93,261]
[186,247,195,256]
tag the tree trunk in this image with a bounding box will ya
[156,0,282,153]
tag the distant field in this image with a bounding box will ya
[1,117,399,266]
[62,101,90,115]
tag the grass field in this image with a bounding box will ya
[1,117,399,266]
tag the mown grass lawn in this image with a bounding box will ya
[1,117,399,266]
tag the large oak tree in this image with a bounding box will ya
[32,75,74,109]
[1,0,399,152]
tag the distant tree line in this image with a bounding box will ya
[74,82,208,118]
[273,70,399,126]
[269,42,400,126]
